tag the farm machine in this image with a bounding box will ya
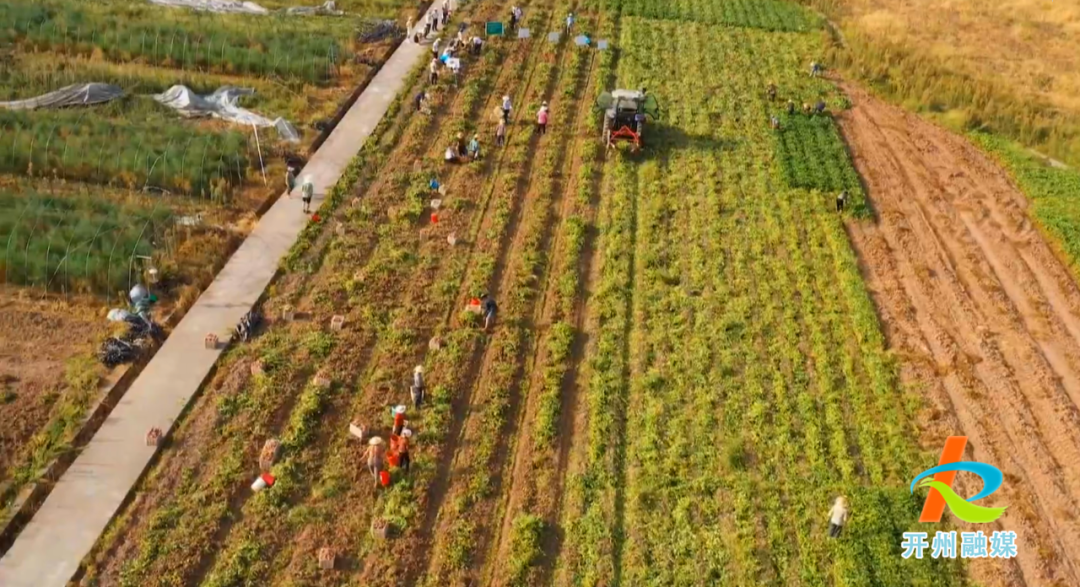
[597,88,661,151]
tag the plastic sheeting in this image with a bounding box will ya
[148,0,270,14]
[153,85,300,142]
[149,0,344,15]
[286,1,343,15]
[0,83,123,111]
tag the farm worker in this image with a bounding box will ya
[481,293,498,330]
[536,102,550,135]
[415,90,427,113]
[828,496,849,538]
[786,99,795,115]
[432,37,441,56]
[766,82,777,102]
[565,12,575,34]
[424,13,432,37]
[442,7,450,27]
[457,29,466,45]
[468,134,481,160]
[411,365,426,408]
[802,102,812,115]
[285,164,297,194]
[810,61,822,77]
[406,16,414,39]
[495,118,507,147]
[442,0,449,13]
[509,6,519,30]
[448,57,462,81]
[364,436,386,481]
[501,95,512,121]
[770,115,780,130]
[429,177,441,191]
[836,190,847,213]
[432,8,440,32]
[392,405,407,436]
[392,430,413,473]
[300,175,314,213]
[429,58,439,84]
[456,132,468,158]
[444,145,458,163]
[472,35,484,56]
[813,99,826,115]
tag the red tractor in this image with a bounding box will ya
[597,89,661,151]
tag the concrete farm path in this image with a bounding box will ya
[0,13,441,585]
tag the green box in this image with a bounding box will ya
[486,21,504,36]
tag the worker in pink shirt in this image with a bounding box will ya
[536,101,550,135]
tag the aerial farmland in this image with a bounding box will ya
[2,0,1080,585]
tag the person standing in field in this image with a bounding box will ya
[429,57,439,85]
[392,429,412,473]
[406,16,414,40]
[495,117,506,147]
[392,405,407,436]
[836,190,847,213]
[828,496,849,537]
[363,437,386,482]
[770,115,780,130]
[536,101,549,135]
[509,6,519,31]
[767,82,777,102]
[411,365,425,408]
[424,12,432,37]
[481,293,498,330]
[786,99,795,115]
[501,95,512,122]
[468,134,481,159]
[565,12,575,35]
[810,61,822,77]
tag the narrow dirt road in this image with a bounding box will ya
[838,83,1080,587]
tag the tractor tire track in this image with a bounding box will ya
[838,82,1080,587]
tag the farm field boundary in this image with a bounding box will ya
[0,7,443,584]
[839,81,1080,587]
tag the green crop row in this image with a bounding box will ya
[610,0,818,32]
[564,12,967,586]
[0,190,171,294]
[775,113,867,214]
[0,109,249,198]
[2,0,350,83]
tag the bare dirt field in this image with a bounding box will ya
[839,83,1080,587]
[0,291,106,483]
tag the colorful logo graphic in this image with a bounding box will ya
[910,436,1007,524]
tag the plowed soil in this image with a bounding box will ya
[0,291,105,483]
[838,83,1080,587]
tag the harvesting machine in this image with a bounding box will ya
[596,88,661,151]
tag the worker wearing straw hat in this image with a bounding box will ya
[411,365,425,409]
[363,436,386,481]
